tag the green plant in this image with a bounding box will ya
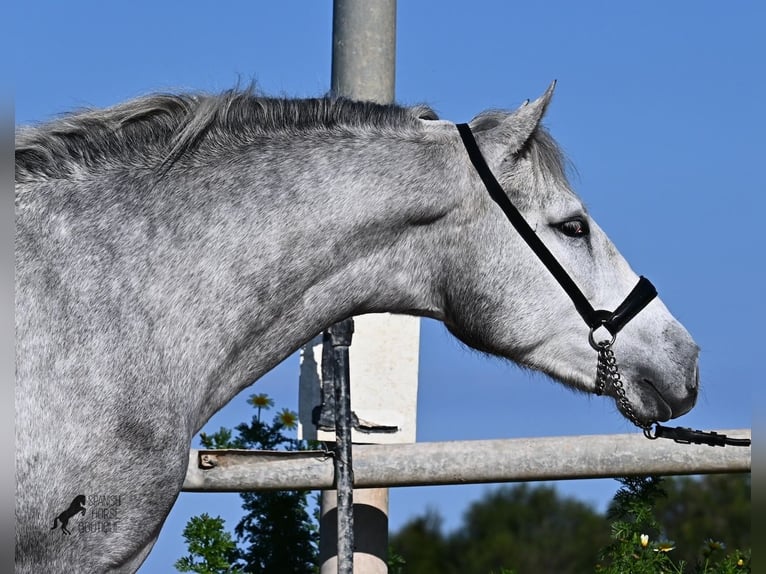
[388,544,407,574]
[174,513,244,574]
[178,394,319,573]
[597,477,750,574]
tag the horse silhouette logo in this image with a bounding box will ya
[51,495,86,535]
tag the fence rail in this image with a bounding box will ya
[182,429,750,492]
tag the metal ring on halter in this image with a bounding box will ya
[643,425,658,440]
[588,323,616,351]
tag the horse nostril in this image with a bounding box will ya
[641,378,661,394]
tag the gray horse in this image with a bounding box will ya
[15,83,698,572]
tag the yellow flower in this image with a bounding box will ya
[737,558,744,567]
[248,393,274,409]
[640,534,649,548]
[654,542,675,553]
[278,408,298,429]
[705,539,725,552]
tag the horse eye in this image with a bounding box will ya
[555,218,590,238]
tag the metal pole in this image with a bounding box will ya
[323,1,397,573]
[329,319,354,574]
[184,430,752,491]
[331,0,397,103]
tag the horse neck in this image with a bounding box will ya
[155,131,463,426]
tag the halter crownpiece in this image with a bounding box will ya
[456,122,750,448]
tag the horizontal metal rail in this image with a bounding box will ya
[181,429,750,492]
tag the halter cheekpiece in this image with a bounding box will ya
[456,123,749,448]
[456,123,658,340]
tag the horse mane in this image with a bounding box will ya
[15,86,571,196]
[15,86,440,182]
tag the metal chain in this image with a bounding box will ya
[594,341,650,430]
[591,333,750,445]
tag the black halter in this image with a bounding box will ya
[456,123,657,338]
[456,123,751,448]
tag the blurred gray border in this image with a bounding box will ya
[3,93,14,568]
[754,412,762,565]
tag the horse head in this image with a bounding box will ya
[434,84,699,426]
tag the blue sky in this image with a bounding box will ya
[14,1,761,571]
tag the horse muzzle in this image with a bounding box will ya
[630,354,699,424]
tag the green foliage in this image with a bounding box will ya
[388,544,407,574]
[598,476,680,574]
[174,513,244,574]
[597,476,750,574]
[234,489,317,573]
[199,427,240,450]
[455,484,610,574]
[391,475,750,574]
[654,474,751,569]
[390,485,609,574]
[178,394,318,573]
[232,395,317,572]
[389,509,451,573]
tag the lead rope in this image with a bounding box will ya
[590,331,751,447]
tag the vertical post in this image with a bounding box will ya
[331,0,397,104]
[321,2,398,574]
[329,319,354,573]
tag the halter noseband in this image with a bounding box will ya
[456,123,657,342]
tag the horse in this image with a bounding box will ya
[15,83,699,572]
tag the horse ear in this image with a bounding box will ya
[468,80,556,169]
